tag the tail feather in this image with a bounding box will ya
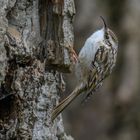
[51,83,86,121]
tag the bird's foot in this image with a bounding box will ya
[66,46,78,63]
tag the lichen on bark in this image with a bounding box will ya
[0,0,75,139]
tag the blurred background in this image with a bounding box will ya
[62,0,140,140]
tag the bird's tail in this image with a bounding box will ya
[51,83,86,121]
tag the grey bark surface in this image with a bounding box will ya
[0,0,75,139]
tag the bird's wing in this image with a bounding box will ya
[87,44,109,90]
[81,44,109,103]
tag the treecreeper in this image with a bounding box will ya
[52,17,118,121]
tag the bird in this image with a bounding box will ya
[51,16,118,121]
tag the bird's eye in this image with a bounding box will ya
[105,32,109,40]
[108,29,118,44]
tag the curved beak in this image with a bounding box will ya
[100,16,107,31]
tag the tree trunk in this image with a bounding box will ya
[0,0,75,139]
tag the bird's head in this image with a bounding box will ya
[100,16,118,49]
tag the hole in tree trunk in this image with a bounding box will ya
[0,95,17,120]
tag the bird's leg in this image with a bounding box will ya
[65,46,78,63]
[71,47,78,63]
[59,73,65,92]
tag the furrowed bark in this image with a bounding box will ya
[0,0,75,139]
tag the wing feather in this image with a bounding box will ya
[83,45,110,102]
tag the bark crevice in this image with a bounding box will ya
[0,0,75,139]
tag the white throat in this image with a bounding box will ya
[90,28,104,43]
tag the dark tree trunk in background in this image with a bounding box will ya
[0,0,75,139]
